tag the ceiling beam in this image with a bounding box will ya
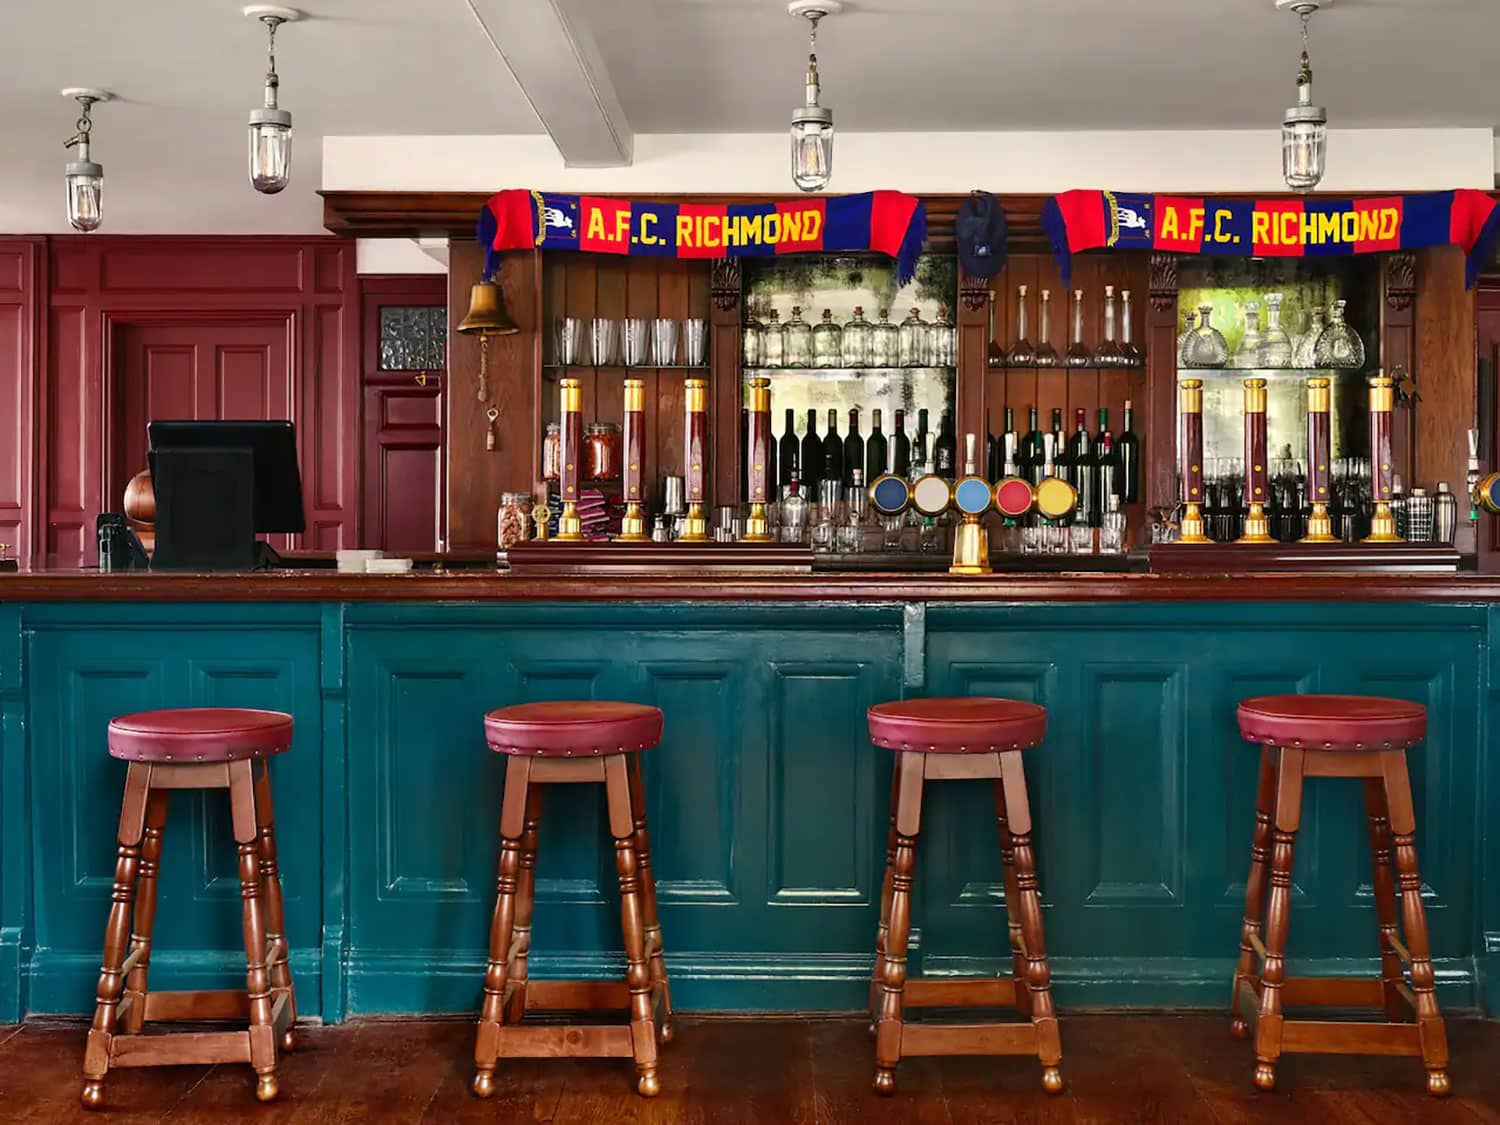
[465,0,633,167]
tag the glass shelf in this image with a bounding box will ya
[745,365,955,377]
[1177,366,1373,377]
[989,363,1145,372]
[544,364,708,371]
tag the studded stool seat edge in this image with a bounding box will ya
[484,701,663,756]
[1237,694,1425,751]
[107,708,294,762]
[867,696,1047,753]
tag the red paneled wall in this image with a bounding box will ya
[0,235,360,566]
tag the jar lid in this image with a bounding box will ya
[501,491,531,503]
[586,422,620,434]
[545,422,560,432]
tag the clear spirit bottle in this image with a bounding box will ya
[783,306,813,367]
[1292,305,1324,368]
[841,306,871,367]
[779,478,808,543]
[762,308,785,369]
[928,305,955,366]
[1093,285,1124,367]
[742,307,765,367]
[1260,292,1293,368]
[1120,289,1144,367]
[1232,301,1263,369]
[1313,299,1365,370]
[1183,306,1229,368]
[870,308,899,367]
[1065,289,1092,367]
[1176,310,1197,367]
[812,308,842,368]
[1007,285,1035,367]
[898,308,928,367]
[1034,288,1059,367]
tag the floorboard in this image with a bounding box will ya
[0,1015,1494,1123]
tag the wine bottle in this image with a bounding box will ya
[1118,398,1141,504]
[822,408,842,491]
[984,409,996,482]
[1021,406,1043,484]
[740,407,750,504]
[866,409,888,486]
[843,408,865,489]
[1069,407,1097,527]
[1001,407,1018,477]
[1095,407,1116,516]
[801,408,823,493]
[893,409,911,478]
[934,410,957,480]
[912,408,931,480]
[1050,408,1069,485]
[777,408,798,490]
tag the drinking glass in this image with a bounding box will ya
[651,318,680,365]
[589,318,619,366]
[556,317,583,365]
[1069,524,1094,553]
[683,318,708,366]
[622,318,651,366]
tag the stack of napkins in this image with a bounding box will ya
[365,557,413,574]
[336,549,382,573]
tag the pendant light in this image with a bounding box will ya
[245,5,299,194]
[61,88,111,232]
[788,0,840,193]
[1277,0,1328,193]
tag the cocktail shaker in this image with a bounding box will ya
[1434,482,1459,546]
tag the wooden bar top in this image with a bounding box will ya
[4,567,1500,603]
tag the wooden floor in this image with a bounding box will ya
[2,1014,1497,1123]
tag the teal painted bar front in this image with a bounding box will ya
[1,597,1496,1022]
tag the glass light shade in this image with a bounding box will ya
[1282,119,1326,192]
[250,120,292,194]
[65,167,102,232]
[790,119,833,192]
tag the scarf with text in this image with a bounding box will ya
[477,189,927,284]
[1043,188,1500,288]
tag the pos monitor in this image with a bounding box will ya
[147,420,305,571]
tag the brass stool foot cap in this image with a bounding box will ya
[1041,1067,1065,1094]
[1428,1071,1451,1097]
[873,1069,896,1096]
[472,1072,496,1099]
[658,1020,674,1045]
[1253,1062,1277,1091]
[1230,1017,1248,1039]
[280,1027,297,1053]
[255,1074,279,1103]
[80,1081,104,1110]
[637,1071,661,1098]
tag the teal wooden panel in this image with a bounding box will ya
[24,611,324,1016]
[0,604,25,1021]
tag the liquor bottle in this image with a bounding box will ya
[784,306,813,367]
[1117,399,1141,503]
[871,309,899,367]
[740,407,750,504]
[780,478,808,543]
[801,408,822,493]
[813,308,842,368]
[866,409,888,485]
[763,309,785,368]
[841,306,871,367]
[777,408,798,489]
[742,308,765,368]
[1000,407,1018,477]
[1069,408,1097,526]
[843,408,865,489]
[1021,406,1043,484]
[984,409,996,482]
[929,305,956,366]
[934,410,957,480]
[768,416,777,495]
[1034,288,1059,367]
[1120,289,1144,367]
[893,409,911,478]
[1053,408,1073,487]
[1007,285,1035,367]
[1097,426,1119,517]
[912,408,931,479]
[1094,285,1124,367]
[1066,289,1092,367]
[898,308,929,367]
[821,408,842,491]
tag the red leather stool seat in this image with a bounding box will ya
[485,701,663,756]
[107,708,293,763]
[867,697,1047,754]
[1237,694,1426,751]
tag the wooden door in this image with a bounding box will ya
[361,277,446,552]
[110,318,293,519]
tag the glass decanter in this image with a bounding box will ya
[1292,305,1325,368]
[1176,310,1197,367]
[1231,301,1263,369]
[1120,289,1144,367]
[841,306,871,367]
[1260,292,1293,368]
[870,308,899,367]
[1313,298,1365,370]
[898,308,928,367]
[762,308,785,368]
[987,291,1004,367]
[1093,284,1125,367]
[783,306,813,367]
[1183,305,1229,368]
[1065,288,1092,367]
[742,306,765,367]
[1034,288,1059,367]
[812,307,842,368]
[1007,284,1036,367]
[929,305,955,367]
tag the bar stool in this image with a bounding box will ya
[472,701,673,1099]
[81,708,297,1109]
[866,697,1062,1095]
[1231,694,1449,1096]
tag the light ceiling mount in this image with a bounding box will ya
[787,0,842,193]
[1277,0,1329,193]
[61,88,112,233]
[244,5,301,195]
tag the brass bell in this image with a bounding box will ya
[457,280,519,336]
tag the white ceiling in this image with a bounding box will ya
[1,0,1497,235]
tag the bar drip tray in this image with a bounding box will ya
[813,551,1142,574]
[1150,542,1462,574]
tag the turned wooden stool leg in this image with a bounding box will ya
[1000,748,1062,1094]
[503,784,543,1025]
[1231,748,1276,1038]
[994,783,1031,1019]
[253,760,297,1052]
[1380,750,1450,1096]
[873,752,923,1096]
[472,756,528,1099]
[1254,746,1304,1092]
[627,754,673,1045]
[607,755,660,1097]
[230,761,279,1103]
[81,763,149,1109]
[120,787,169,1036]
[869,763,900,1037]
[1363,776,1406,1024]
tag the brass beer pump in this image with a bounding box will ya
[1237,378,1275,543]
[680,378,710,541]
[1301,377,1337,542]
[619,378,649,541]
[743,377,773,541]
[1365,373,1401,542]
[1177,379,1211,543]
[555,377,585,541]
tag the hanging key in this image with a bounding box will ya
[486,406,500,452]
